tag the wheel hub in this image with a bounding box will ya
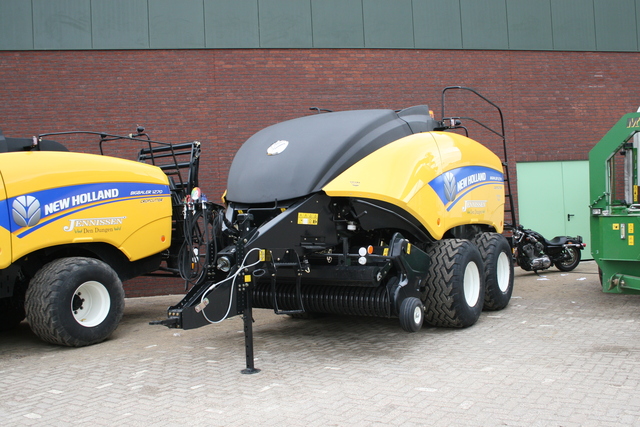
[71,281,111,327]
[413,306,422,324]
[496,252,511,292]
[463,262,481,307]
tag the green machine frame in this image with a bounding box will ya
[590,112,640,294]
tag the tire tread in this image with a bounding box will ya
[25,257,124,347]
[423,239,483,328]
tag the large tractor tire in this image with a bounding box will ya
[423,239,485,328]
[25,257,125,347]
[473,232,514,311]
[0,295,26,332]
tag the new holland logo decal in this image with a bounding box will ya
[443,172,457,202]
[429,166,503,211]
[12,195,42,227]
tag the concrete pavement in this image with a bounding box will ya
[2,260,640,426]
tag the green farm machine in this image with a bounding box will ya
[590,111,640,294]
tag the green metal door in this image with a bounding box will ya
[517,160,592,259]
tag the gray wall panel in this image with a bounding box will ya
[363,0,414,48]
[32,0,91,50]
[149,0,205,48]
[311,0,364,48]
[0,0,33,50]
[507,0,553,50]
[413,0,463,49]
[550,0,596,51]
[205,0,259,48]
[258,0,312,48]
[460,0,508,49]
[92,0,149,49]
[594,0,637,51]
[3,0,640,52]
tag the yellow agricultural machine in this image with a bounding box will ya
[2,87,515,373]
[0,129,199,346]
[154,87,516,373]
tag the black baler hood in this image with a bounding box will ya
[226,105,436,204]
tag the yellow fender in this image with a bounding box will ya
[323,131,505,240]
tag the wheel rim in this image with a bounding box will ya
[463,262,481,307]
[413,305,422,325]
[562,248,577,266]
[496,252,511,292]
[71,281,111,327]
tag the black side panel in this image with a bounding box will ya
[351,198,433,243]
[242,192,339,257]
[227,107,435,204]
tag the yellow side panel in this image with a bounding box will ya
[119,216,173,260]
[0,151,172,262]
[11,197,172,261]
[323,132,505,240]
[0,172,11,269]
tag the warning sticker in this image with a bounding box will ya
[297,212,318,225]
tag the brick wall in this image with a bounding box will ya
[2,49,638,296]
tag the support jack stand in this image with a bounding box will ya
[240,281,260,375]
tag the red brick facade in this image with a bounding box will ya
[1,49,638,296]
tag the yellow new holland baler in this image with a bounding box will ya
[0,132,199,346]
[155,87,516,373]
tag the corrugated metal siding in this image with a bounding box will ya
[311,0,364,48]
[362,0,414,48]
[92,0,149,49]
[550,0,597,51]
[205,0,259,48]
[1,0,639,51]
[0,1,33,50]
[506,0,553,50]
[413,0,463,49]
[258,0,312,48]
[460,0,508,49]
[33,0,92,50]
[594,0,638,51]
[149,0,205,48]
